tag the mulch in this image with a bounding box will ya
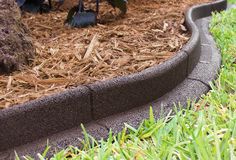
[0,0,209,109]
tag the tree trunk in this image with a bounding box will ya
[0,0,35,74]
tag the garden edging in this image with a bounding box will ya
[0,0,227,158]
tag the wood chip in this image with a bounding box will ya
[6,76,12,91]
[83,34,98,59]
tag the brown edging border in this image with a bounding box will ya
[0,0,227,154]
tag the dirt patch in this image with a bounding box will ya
[0,0,35,74]
[0,0,209,109]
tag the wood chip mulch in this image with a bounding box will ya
[0,0,210,109]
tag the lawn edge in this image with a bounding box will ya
[0,0,227,158]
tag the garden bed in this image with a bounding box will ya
[0,0,209,108]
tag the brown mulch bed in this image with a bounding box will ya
[0,0,210,109]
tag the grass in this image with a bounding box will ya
[228,0,236,4]
[18,3,236,160]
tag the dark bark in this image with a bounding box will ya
[0,0,35,74]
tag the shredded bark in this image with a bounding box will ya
[0,0,209,109]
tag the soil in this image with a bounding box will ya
[0,0,35,74]
[0,0,209,109]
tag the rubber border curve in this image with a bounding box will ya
[0,0,227,156]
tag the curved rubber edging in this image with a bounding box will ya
[0,0,227,154]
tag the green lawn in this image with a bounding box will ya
[19,3,236,160]
[228,0,236,4]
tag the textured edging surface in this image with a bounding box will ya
[0,0,227,156]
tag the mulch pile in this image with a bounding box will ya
[0,0,209,109]
[0,0,35,74]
